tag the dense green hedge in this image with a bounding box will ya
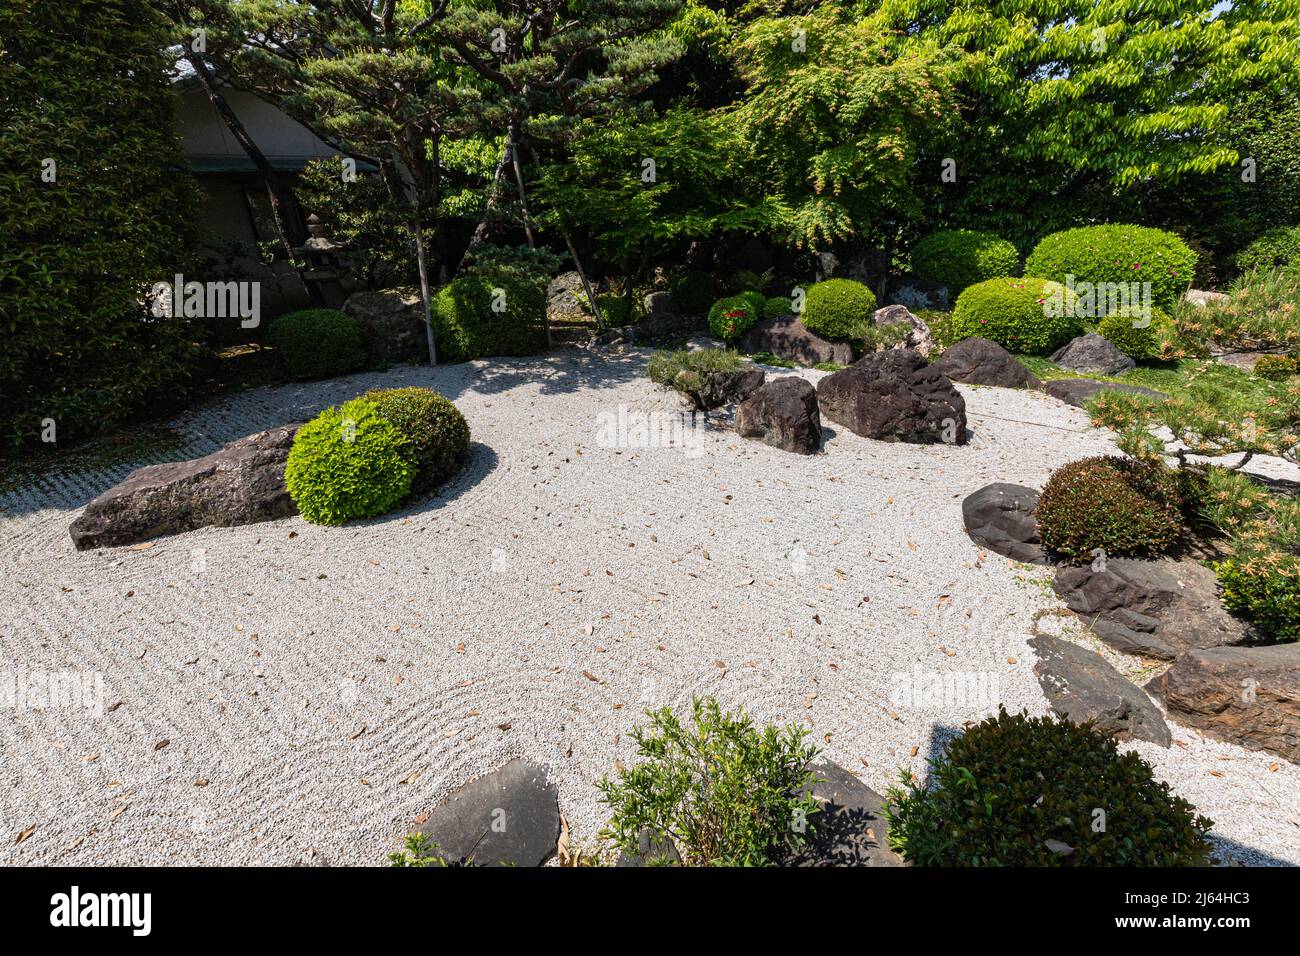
[364,387,470,494]
[0,0,202,451]
[266,309,366,380]
[668,270,720,315]
[886,709,1213,866]
[949,277,1081,354]
[1097,309,1167,362]
[431,276,547,363]
[1036,456,1185,561]
[707,291,765,342]
[285,399,416,525]
[801,279,877,341]
[1236,225,1300,277]
[911,229,1019,298]
[1025,225,1196,310]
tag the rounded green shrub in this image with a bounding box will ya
[595,293,641,327]
[911,229,1019,298]
[266,309,366,380]
[1025,224,1196,309]
[363,387,470,494]
[285,398,417,525]
[668,270,720,315]
[431,276,547,363]
[763,295,793,319]
[707,291,765,342]
[1235,225,1300,277]
[801,279,877,341]
[949,277,1081,354]
[1253,354,1299,380]
[1036,456,1185,562]
[886,708,1214,866]
[1097,308,1169,362]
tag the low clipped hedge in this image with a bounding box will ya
[285,398,417,525]
[668,269,720,315]
[596,293,641,327]
[1097,308,1169,362]
[949,277,1081,354]
[431,276,547,363]
[1215,545,1300,643]
[364,386,470,494]
[707,291,765,342]
[801,279,877,341]
[1025,224,1196,310]
[886,708,1213,866]
[266,309,366,380]
[911,229,1019,298]
[1036,456,1185,562]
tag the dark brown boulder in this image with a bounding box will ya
[1147,644,1300,762]
[738,314,853,367]
[1029,635,1170,746]
[815,349,967,444]
[735,377,823,454]
[69,426,300,550]
[1052,557,1256,660]
[933,337,1041,389]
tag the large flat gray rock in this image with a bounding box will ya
[780,761,904,867]
[69,425,299,550]
[1043,378,1166,408]
[962,482,1046,564]
[1029,635,1170,746]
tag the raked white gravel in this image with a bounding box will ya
[1,346,1297,866]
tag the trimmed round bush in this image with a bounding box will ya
[1097,308,1169,362]
[595,293,641,327]
[266,309,366,380]
[431,276,547,363]
[763,295,793,319]
[668,269,720,315]
[1235,225,1300,276]
[911,229,1019,298]
[801,279,877,341]
[1253,354,1299,380]
[707,291,765,342]
[949,277,1081,354]
[285,398,417,525]
[886,708,1213,866]
[1036,456,1185,562]
[364,387,470,494]
[1025,224,1196,309]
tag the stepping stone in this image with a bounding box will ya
[413,759,559,867]
[1044,378,1167,408]
[962,482,1046,564]
[1029,635,1170,746]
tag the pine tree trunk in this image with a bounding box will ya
[413,216,438,366]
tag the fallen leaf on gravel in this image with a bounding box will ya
[584,624,593,636]
[413,812,429,825]
[107,700,124,713]
[497,723,512,731]
[65,836,84,851]
[1007,657,1017,664]
[455,642,465,654]
[129,543,154,552]
[360,777,370,786]
[557,815,571,864]
[581,670,600,682]
[1209,770,1225,777]
[1271,763,1280,772]
[701,549,711,560]
[910,746,920,757]
[16,825,36,845]
[400,771,420,785]
[195,778,209,787]
[465,709,480,717]
[83,752,100,763]
[803,694,816,709]
[154,739,169,751]
[860,757,870,768]
[350,726,367,740]
[387,624,400,633]
[109,806,127,819]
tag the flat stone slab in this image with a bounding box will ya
[1053,557,1256,660]
[1148,644,1300,763]
[69,425,299,550]
[413,759,559,866]
[1029,635,1171,746]
[1044,379,1167,408]
[780,761,904,867]
[962,482,1046,564]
